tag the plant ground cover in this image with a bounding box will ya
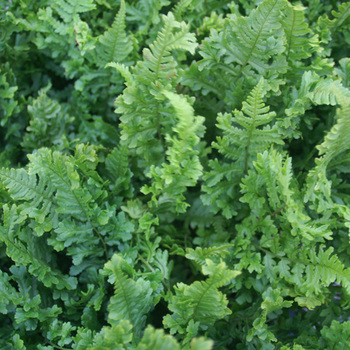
[1,0,350,349]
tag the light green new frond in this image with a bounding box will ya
[285,72,342,119]
[164,260,240,337]
[0,168,57,234]
[96,0,133,66]
[115,13,197,167]
[306,247,350,295]
[136,326,214,350]
[141,92,204,213]
[0,205,77,290]
[103,254,153,338]
[54,0,96,23]
[202,78,283,218]
[136,12,197,86]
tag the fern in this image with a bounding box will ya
[202,78,283,218]
[305,87,350,212]
[22,87,73,153]
[0,204,77,290]
[164,260,240,340]
[96,0,133,67]
[114,12,197,168]
[102,254,153,338]
[0,63,18,130]
[0,168,57,235]
[185,244,234,267]
[186,0,287,107]
[282,3,320,70]
[105,145,133,199]
[141,92,204,213]
[53,0,96,23]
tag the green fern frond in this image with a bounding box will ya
[240,149,332,242]
[105,146,133,199]
[335,57,350,87]
[141,92,204,213]
[190,0,287,106]
[305,87,350,210]
[282,4,319,65]
[115,13,197,167]
[96,0,133,66]
[0,63,18,129]
[172,0,193,21]
[164,260,240,338]
[0,204,77,290]
[103,254,153,338]
[22,87,73,152]
[54,0,96,23]
[185,244,234,267]
[0,168,57,234]
[202,78,283,218]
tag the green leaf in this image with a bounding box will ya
[103,255,154,337]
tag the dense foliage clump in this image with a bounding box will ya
[1,0,350,349]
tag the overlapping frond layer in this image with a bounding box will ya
[305,87,350,212]
[103,255,153,338]
[164,260,240,341]
[141,92,204,213]
[114,13,197,167]
[96,0,133,66]
[185,0,287,107]
[202,78,283,218]
[54,0,96,23]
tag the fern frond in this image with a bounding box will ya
[0,168,57,235]
[126,0,170,35]
[22,88,73,152]
[305,87,350,210]
[141,92,204,213]
[335,57,350,88]
[89,320,133,350]
[185,244,234,267]
[0,205,77,290]
[105,146,133,199]
[164,260,240,337]
[191,0,287,106]
[54,0,96,23]
[96,0,133,66]
[115,13,197,167]
[172,0,193,21]
[202,78,283,218]
[282,4,319,65]
[0,63,18,129]
[103,254,153,338]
